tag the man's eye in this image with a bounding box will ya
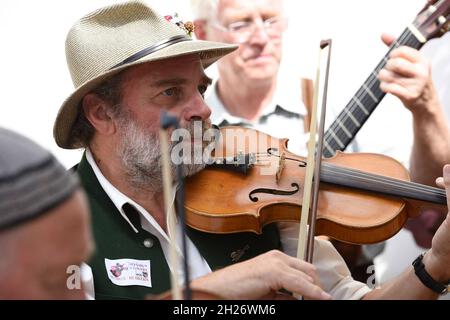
[162,88,177,96]
[198,85,208,95]
[264,16,281,26]
[229,21,251,32]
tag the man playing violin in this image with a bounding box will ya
[54,1,450,299]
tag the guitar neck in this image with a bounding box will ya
[323,27,425,158]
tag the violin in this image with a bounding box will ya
[184,126,447,245]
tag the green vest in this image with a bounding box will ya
[76,154,281,300]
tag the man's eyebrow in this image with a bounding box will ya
[152,78,188,87]
[152,76,212,87]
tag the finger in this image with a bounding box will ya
[389,46,423,63]
[443,164,450,185]
[378,68,399,83]
[285,257,319,283]
[443,165,450,209]
[385,58,417,78]
[282,270,332,300]
[379,81,411,99]
[436,177,444,189]
[379,70,422,101]
[381,33,396,46]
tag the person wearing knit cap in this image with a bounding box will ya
[0,127,94,299]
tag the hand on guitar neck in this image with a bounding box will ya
[378,32,441,116]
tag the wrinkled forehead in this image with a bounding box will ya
[121,54,206,82]
[217,0,283,21]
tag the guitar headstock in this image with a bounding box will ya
[415,0,450,40]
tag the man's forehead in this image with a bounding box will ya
[122,54,206,81]
[218,0,282,17]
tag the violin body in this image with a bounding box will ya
[185,127,446,244]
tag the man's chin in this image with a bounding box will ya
[244,66,279,83]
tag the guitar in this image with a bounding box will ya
[323,0,450,158]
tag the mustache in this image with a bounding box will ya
[184,119,213,133]
[168,119,215,144]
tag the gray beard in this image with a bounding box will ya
[116,116,208,191]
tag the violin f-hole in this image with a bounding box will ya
[249,183,300,202]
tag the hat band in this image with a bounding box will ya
[111,35,192,70]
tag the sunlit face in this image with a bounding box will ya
[111,55,214,189]
[209,0,285,83]
[0,190,94,300]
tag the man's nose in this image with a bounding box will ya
[183,95,212,122]
[248,21,270,45]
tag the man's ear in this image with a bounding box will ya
[82,94,116,135]
[194,19,208,40]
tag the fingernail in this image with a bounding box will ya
[321,292,332,300]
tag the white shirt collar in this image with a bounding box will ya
[207,76,306,126]
[85,149,172,240]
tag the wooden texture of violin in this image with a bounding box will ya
[184,127,447,245]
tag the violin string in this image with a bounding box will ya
[322,163,446,198]
[255,153,440,197]
[256,153,306,164]
[323,170,444,201]
[323,163,443,195]
[323,28,415,144]
[322,164,443,195]
[252,154,443,196]
[218,151,445,199]
[254,154,441,197]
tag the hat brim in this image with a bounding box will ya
[54,39,238,149]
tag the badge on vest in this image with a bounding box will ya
[105,258,152,288]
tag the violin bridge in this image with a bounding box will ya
[276,152,286,183]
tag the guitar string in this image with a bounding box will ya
[322,29,419,151]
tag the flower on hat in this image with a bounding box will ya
[164,12,195,37]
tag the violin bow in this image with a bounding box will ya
[160,112,192,300]
[297,40,333,264]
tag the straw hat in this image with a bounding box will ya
[54,0,237,149]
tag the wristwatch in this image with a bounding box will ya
[412,253,450,295]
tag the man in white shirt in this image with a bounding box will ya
[54,1,450,300]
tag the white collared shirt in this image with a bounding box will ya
[208,81,310,156]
